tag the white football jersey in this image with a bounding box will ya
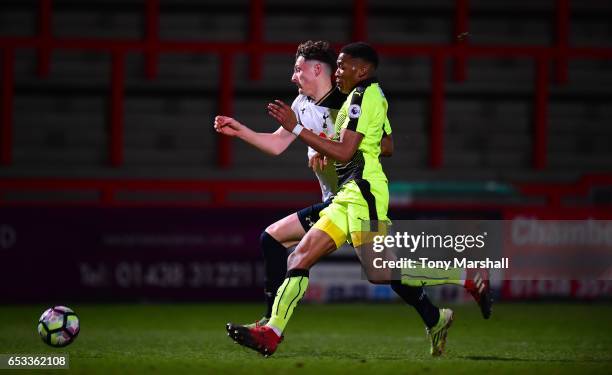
[290,94,339,202]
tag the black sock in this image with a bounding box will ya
[261,231,288,318]
[391,281,440,329]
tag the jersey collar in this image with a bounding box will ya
[352,76,379,91]
[316,86,348,110]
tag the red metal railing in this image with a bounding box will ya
[518,174,612,208]
[0,174,610,208]
[144,0,160,80]
[452,0,469,82]
[1,0,612,170]
[352,0,367,42]
[0,178,321,207]
[555,0,570,83]
[248,0,264,81]
[37,0,52,77]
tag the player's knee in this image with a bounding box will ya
[264,222,282,241]
[260,230,286,254]
[265,221,296,247]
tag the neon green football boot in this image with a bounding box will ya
[427,308,454,356]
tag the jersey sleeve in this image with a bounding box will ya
[383,116,392,136]
[345,87,382,136]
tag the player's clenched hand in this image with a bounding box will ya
[214,115,244,137]
[308,152,328,173]
[267,100,298,132]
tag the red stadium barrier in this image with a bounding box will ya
[518,174,612,208]
[1,0,612,169]
[0,174,611,208]
[0,178,321,207]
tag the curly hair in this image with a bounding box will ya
[295,40,337,71]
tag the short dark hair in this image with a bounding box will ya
[340,42,379,68]
[296,40,337,70]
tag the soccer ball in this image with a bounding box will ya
[37,306,80,347]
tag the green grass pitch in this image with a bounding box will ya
[0,303,611,374]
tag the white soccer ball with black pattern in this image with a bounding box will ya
[37,306,80,347]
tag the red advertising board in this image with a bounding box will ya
[501,207,612,300]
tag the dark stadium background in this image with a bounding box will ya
[0,3,611,370]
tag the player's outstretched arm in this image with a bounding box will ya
[214,115,295,156]
[267,100,362,163]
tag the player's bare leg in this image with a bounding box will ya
[285,227,337,269]
[265,212,305,248]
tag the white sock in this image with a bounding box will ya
[267,324,282,337]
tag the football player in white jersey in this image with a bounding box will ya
[214,40,392,327]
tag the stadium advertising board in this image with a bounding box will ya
[501,208,612,300]
[0,207,279,302]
